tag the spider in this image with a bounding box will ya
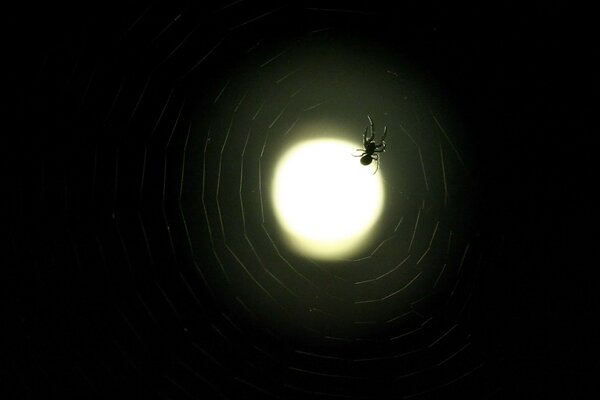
[353,115,387,174]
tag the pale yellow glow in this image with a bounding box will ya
[272,138,384,259]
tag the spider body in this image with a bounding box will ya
[360,154,374,166]
[353,116,387,173]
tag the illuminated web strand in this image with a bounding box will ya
[394,365,433,381]
[436,342,471,367]
[282,384,371,400]
[191,341,226,369]
[174,125,212,296]
[124,4,152,35]
[224,242,280,306]
[235,296,255,319]
[341,234,398,263]
[246,40,261,54]
[263,266,300,299]
[404,362,485,399]
[116,308,142,342]
[138,146,147,204]
[149,13,182,45]
[354,271,422,304]
[268,104,288,129]
[220,311,244,335]
[407,203,422,253]
[417,148,429,192]
[399,122,430,192]
[239,119,269,274]
[178,271,203,307]
[458,293,472,316]
[258,46,289,67]
[294,350,347,361]
[283,117,299,136]
[305,258,349,284]
[209,323,229,343]
[216,117,234,240]
[386,310,422,323]
[439,142,448,206]
[287,366,366,380]
[156,281,182,321]
[239,127,251,232]
[390,326,423,341]
[214,0,245,14]
[148,87,175,140]
[352,347,422,363]
[179,36,227,82]
[202,128,229,282]
[113,335,140,373]
[429,323,459,348]
[253,344,277,362]
[77,65,95,111]
[290,86,304,98]
[178,122,200,270]
[430,109,465,168]
[260,224,317,290]
[164,375,195,399]
[258,131,269,224]
[276,68,300,84]
[134,208,154,266]
[353,254,411,285]
[252,100,266,120]
[234,90,248,113]
[115,220,133,275]
[213,79,231,104]
[233,376,278,399]
[456,242,470,276]
[127,76,149,131]
[304,7,381,15]
[135,290,158,325]
[416,220,440,265]
[158,22,202,67]
[161,100,185,261]
[446,229,453,257]
[113,146,120,210]
[90,149,98,204]
[103,75,125,126]
[302,99,329,112]
[433,263,447,289]
[393,216,404,233]
[204,253,226,291]
[175,358,221,396]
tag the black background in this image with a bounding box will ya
[9,1,596,399]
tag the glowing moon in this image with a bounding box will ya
[272,138,384,259]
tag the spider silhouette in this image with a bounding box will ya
[353,115,387,174]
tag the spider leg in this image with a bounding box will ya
[372,126,387,152]
[363,127,368,147]
[367,115,375,142]
[373,156,379,174]
[352,151,366,157]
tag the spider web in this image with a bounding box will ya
[13,2,510,399]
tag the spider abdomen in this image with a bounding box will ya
[360,155,373,165]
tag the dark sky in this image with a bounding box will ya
[9,1,596,399]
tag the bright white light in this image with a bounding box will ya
[272,138,384,259]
